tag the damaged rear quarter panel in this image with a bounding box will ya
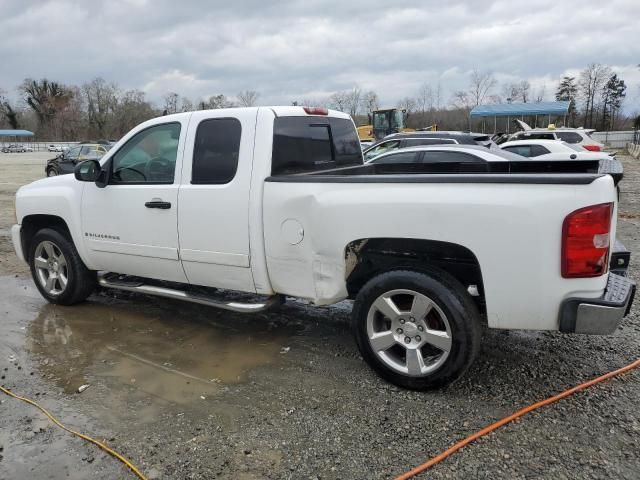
[263,177,614,330]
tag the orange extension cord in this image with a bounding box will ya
[395,357,640,480]
[0,385,147,480]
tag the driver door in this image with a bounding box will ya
[81,120,189,282]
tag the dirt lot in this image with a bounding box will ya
[1,151,639,479]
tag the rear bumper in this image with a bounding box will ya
[559,273,635,334]
[11,224,25,263]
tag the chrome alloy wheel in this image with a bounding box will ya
[34,240,68,296]
[366,289,452,376]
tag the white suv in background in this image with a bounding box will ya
[507,121,605,151]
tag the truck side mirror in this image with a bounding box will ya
[74,160,101,182]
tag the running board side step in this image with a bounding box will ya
[97,274,284,313]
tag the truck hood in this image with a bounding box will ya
[19,173,77,193]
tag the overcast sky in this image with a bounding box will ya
[2,0,639,112]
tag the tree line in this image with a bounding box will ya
[0,63,632,140]
[0,79,264,140]
[299,63,630,131]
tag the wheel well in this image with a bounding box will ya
[21,215,71,262]
[345,238,486,313]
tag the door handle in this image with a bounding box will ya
[145,200,172,209]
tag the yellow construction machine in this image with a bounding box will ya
[357,108,437,141]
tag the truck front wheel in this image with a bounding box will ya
[29,228,96,305]
[352,269,481,390]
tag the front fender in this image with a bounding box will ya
[16,176,94,269]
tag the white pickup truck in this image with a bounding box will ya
[11,106,635,389]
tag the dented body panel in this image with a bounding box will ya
[263,177,616,330]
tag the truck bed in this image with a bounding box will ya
[267,158,604,182]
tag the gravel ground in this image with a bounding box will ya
[0,151,638,479]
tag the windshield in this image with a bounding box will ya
[391,110,404,129]
[373,111,388,129]
[372,110,405,130]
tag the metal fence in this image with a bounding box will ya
[590,131,637,149]
[0,141,79,152]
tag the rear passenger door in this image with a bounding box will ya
[178,109,258,292]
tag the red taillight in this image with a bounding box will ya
[561,203,612,278]
[583,144,601,152]
[303,106,328,115]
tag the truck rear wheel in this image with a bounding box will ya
[29,228,96,305]
[352,269,481,390]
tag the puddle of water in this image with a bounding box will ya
[26,299,297,400]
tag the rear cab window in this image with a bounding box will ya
[192,118,242,184]
[271,116,362,175]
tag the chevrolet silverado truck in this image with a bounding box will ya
[11,106,636,390]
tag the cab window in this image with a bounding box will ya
[364,141,401,161]
[111,123,181,184]
[65,146,81,161]
[192,118,242,184]
[369,151,420,164]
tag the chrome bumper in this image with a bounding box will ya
[11,224,25,263]
[559,274,635,335]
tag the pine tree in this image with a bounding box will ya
[555,76,577,126]
[599,74,626,131]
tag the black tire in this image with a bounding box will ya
[29,228,96,305]
[46,168,58,177]
[352,268,481,390]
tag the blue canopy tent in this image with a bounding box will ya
[469,101,570,133]
[0,129,35,138]
[0,129,35,149]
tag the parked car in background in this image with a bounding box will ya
[504,121,605,152]
[500,140,599,160]
[364,144,604,172]
[500,139,624,185]
[23,145,34,152]
[2,144,26,153]
[417,130,496,148]
[45,143,111,176]
[363,132,487,162]
[48,144,64,152]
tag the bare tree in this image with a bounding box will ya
[237,90,260,107]
[502,80,530,103]
[180,97,193,112]
[519,80,531,103]
[579,63,612,128]
[345,86,362,117]
[416,82,433,125]
[20,78,72,130]
[450,90,473,110]
[469,69,497,106]
[163,92,179,114]
[82,77,118,138]
[329,91,349,112]
[205,94,236,109]
[534,83,547,103]
[0,88,20,129]
[396,96,417,112]
[114,89,156,136]
[362,90,379,113]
